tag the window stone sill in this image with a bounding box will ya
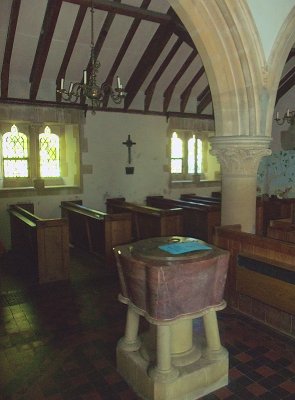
[0,185,82,197]
[169,179,221,189]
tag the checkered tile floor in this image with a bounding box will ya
[0,249,294,400]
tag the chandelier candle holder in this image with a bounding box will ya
[274,109,295,125]
[57,0,126,114]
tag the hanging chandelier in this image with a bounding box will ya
[274,109,295,125]
[57,0,126,114]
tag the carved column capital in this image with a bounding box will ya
[210,136,272,176]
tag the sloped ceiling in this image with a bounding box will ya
[0,0,293,117]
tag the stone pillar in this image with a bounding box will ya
[210,136,271,233]
[203,310,226,360]
[118,306,141,351]
[148,325,179,382]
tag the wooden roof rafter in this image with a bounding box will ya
[64,0,172,24]
[56,4,88,102]
[1,0,21,98]
[163,49,197,112]
[276,66,295,104]
[180,65,204,113]
[29,0,63,100]
[101,0,152,109]
[80,0,121,105]
[197,85,212,114]
[287,48,295,62]
[144,37,182,112]
[124,8,177,110]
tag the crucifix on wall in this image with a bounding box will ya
[122,134,136,174]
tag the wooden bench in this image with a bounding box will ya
[179,195,295,238]
[8,204,69,284]
[214,224,295,336]
[266,219,295,243]
[60,201,133,267]
[256,197,295,236]
[106,198,184,240]
[180,193,221,205]
[146,195,220,243]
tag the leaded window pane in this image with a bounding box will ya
[2,125,29,177]
[196,138,203,174]
[171,159,182,173]
[188,135,196,174]
[171,132,183,173]
[39,126,60,178]
[171,132,183,158]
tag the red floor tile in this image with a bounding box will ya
[1,248,295,400]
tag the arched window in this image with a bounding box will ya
[0,122,80,191]
[170,130,220,184]
[171,132,183,173]
[2,125,29,177]
[188,135,196,174]
[39,126,60,178]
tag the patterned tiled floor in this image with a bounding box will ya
[0,248,295,400]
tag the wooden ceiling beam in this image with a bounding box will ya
[180,65,204,113]
[56,5,88,102]
[144,38,182,112]
[101,0,152,109]
[276,66,295,104]
[30,0,63,100]
[80,0,120,105]
[163,49,197,112]
[64,0,171,24]
[197,85,212,114]
[1,0,21,98]
[287,48,295,62]
[124,8,176,110]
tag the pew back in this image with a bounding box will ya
[61,201,132,266]
[180,193,221,205]
[214,225,295,321]
[106,198,184,240]
[146,195,220,243]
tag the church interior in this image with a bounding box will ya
[0,1,295,399]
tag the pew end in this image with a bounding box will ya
[8,204,69,284]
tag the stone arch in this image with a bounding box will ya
[169,0,270,137]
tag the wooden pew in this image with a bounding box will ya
[106,198,184,240]
[214,224,295,336]
[8,204,69,284]
[180,193,221,205]
[180,194,295,238]
[266,219,295,243]
[146,195,220,243]
[257,197,295,236]
[60,201,133,267]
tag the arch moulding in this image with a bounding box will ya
[169,0,271,138]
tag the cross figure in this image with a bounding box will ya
[122,134,136,164]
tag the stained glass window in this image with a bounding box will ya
[39,126,60,177]
[2,125,29,177]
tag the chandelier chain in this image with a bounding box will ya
[57,0,126,114]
